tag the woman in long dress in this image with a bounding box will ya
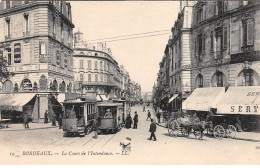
[125,114,132,129]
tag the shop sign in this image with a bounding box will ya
[1,105,20,111]
[7,65,40,72]
[182,58,230,70]
[230,105,259,114]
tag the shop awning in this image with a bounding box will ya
[168,94,179,103]
[182,87,225,111]
[0,93,36,111]
[216,86,260,115]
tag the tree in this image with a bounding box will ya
[0,50,13,84]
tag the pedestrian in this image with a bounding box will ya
[143,105,145,112]
[51,113,56,126]
[235,116,243,132]
[148,119,157,141]
[147,110,151,121]
[58,113,62,129]
[23,113,29,129]
[125,114,132,129]
[133,111,138,129]
[156,111,161,123]
[44,110,48,124]
[92,117,99,139]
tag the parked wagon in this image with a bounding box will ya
[206,115,237,139]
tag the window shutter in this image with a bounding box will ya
[223,27,228,48]
[247,19,254,45]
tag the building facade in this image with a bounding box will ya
[190,1,260,90]
[155,0,260,102]
[73,30,141,101]
[0,1,74,93]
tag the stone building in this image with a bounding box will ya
[190,1,260,90]
[0,1,74,93]
[73,30,126,98]
[168,1,194,99]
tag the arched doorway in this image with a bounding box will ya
[39,75,47,91]
[20,78,32,91]
[67,82,72,92]
[195,74,203,88]
[60,81,66,92]
[2,80,13,93]
[52,80,58,91]
[211,71,227,87]
[235,69,260,86]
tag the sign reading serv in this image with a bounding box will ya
[225,91,260,115]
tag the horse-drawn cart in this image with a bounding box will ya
[167,115,209,140]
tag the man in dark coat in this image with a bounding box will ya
[125,114,132,129]
[147,110,151,121]
[133,112,138,129]
[148,119,157,141]
[156,111,161,123]
[23,113,29,129]
[52,113,56,126]
[92,118,99,139]
[58,113,62,129]
[44,110,48,124]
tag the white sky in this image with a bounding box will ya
[70,1,180,92]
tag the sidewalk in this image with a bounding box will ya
[151,111,260,142]
[0,122,58,131]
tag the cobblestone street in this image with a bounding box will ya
[0,105,259,164]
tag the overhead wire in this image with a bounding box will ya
[85,31,171,43]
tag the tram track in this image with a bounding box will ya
[88,135,106,149]
[48,137,65,145]
[101,133,117,148]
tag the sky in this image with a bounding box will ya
[70,1,180,93]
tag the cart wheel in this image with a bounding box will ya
[194,130,202,140]
[168,121,179,137]
[227,125,236,139]
[213,125,225,139]
[181,127,189,137]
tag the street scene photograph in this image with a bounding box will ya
[0,0,260,165]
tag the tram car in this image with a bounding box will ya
[97,102,123,133]
[62,99,96,137]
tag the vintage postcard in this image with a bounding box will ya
[0,0,260,165]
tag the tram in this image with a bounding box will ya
[97,102,124,133]
[62,99,96,137]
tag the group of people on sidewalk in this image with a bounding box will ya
[22,110,63,129]
[125,112,139,129]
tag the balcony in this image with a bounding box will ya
[81,81,116,86]
[230,51,260,64]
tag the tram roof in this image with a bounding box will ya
[97,102,123,107]
[62,99,95,104]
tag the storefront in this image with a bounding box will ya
[0,93,36,123]
[216,86,260,131]
[182,87,225,111]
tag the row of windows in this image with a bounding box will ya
[79,74,112,83]
[78,60,110,71]
[195,69,254,88]
[194,18,254,62]
[1,42,72,70]
[196,1,253,24]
